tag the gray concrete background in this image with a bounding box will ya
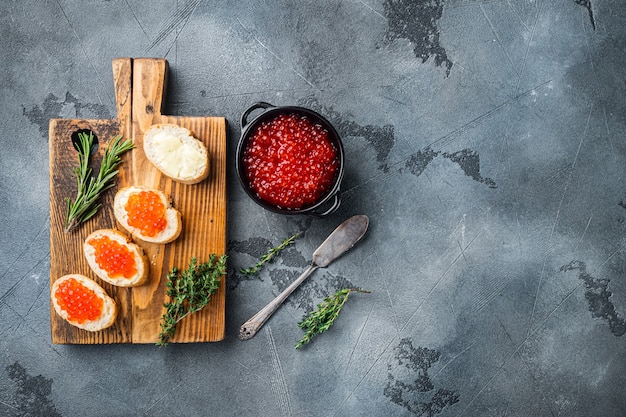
[1,0,625,416]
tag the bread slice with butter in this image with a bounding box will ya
[143,123,209,184]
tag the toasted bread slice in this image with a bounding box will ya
[51,274,117,332]
[143,123,209,184]
[114,186,182,244]
[83,229,149,287]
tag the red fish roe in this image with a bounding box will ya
[243,113,339,209]
[54,278,104,324]
[88,236,137,279]
[125,190,167,237]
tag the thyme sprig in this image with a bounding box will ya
[64,132,134,233]
[157,254,227,346]
[240,232,300,275]
[295,287,370,349]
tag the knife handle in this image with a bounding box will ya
[239,264,318,340]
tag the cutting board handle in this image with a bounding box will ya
[111,58,169,186]
[131,58,169,128]
[110,58,169,139]
[112,58,132,139]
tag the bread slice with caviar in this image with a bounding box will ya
[143,123,209,184]
[83,229,149,287]
[51,274,117,332]
[114,186,182,244]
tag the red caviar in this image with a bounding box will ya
[88,236,137,279]
[125,191,167,237]
[243,113,339,209]
[54,278,104,324]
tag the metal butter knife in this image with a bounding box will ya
[239,214,369,340]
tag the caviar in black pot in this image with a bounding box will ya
[242,112,340,210]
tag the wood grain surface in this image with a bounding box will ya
[49,58,227,344]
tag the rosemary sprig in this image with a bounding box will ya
[295,287,370,349]
[157,254,227,346]
[64,132,134,233]
[240,232,300,275]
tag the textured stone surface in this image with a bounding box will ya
[1,0,625,416]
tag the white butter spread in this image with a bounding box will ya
[151,132,204,178]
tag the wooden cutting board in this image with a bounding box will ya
[49,58,227,344]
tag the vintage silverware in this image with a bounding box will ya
[239,214,369,340]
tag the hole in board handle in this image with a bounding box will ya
[71,129,99,155]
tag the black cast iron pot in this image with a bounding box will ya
[236,102,344,218]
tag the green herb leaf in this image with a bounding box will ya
[64,132,134,233]
[295,287,370,349]
[157,254,227,346]
[240,232,300,275]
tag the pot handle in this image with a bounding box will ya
[309,192,341,218]
[240,102,275,129]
